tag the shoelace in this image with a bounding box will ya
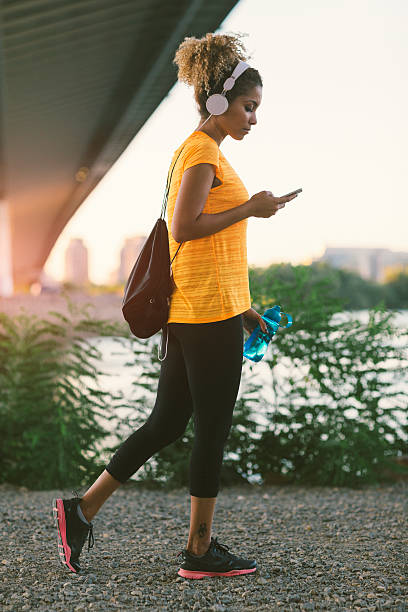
[211,536,230,556]
[72,489,95,551]
[175,536,230,561]
[87,523,95,551]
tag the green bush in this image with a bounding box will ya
[386,271,408,309]
[0,296,128,489]
[244,264,408,486]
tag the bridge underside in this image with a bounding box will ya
[0,0,238,293]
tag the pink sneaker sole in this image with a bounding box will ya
[52,498,77,573]
[178,567,257,579]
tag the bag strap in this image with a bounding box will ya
[160,145,185,220]
[160,144,186,265]
[158,145,186,362]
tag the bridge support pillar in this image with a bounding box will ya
[0,199,14,297]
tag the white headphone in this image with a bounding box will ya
[197,60,250,131]
[206,60,250,115]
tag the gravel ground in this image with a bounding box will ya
[0,482,407,612]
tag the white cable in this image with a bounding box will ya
[196,113,213,131]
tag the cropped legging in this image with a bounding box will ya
[105,313,244,497]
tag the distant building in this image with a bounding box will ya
[108,267,120,286]
[64,238,89,285]
[315,247,408,282]
[118,236,147,284]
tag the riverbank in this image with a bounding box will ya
[0,481,406,611]
[0,291,124,324]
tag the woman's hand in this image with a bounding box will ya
[248,190,298,218]
[242,307,268,335]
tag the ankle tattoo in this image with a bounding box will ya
[198,522,207,538]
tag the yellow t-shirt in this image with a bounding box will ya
[166,130,251,324]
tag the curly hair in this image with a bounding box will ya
[173,32,262,118]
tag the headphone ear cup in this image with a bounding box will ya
[206,94,229,116]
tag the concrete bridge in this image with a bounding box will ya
[0,0,238,296]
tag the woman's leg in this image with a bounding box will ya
[186,496,217,555]
[80,470,121,522]
[79,325,194,519]
[170,314,244,555]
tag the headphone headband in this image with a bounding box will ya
[222,60,250,91]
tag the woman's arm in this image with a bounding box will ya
[171,163,252,243]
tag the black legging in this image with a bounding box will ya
[105,313,244,497]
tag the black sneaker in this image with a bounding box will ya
[176,536,257,579]
[52,496,94,573]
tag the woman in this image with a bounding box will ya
[53,32,298,580]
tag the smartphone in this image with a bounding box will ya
[282,188,302,197]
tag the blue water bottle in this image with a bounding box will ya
[243,305,293,362]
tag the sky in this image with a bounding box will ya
[44,0,408,285]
